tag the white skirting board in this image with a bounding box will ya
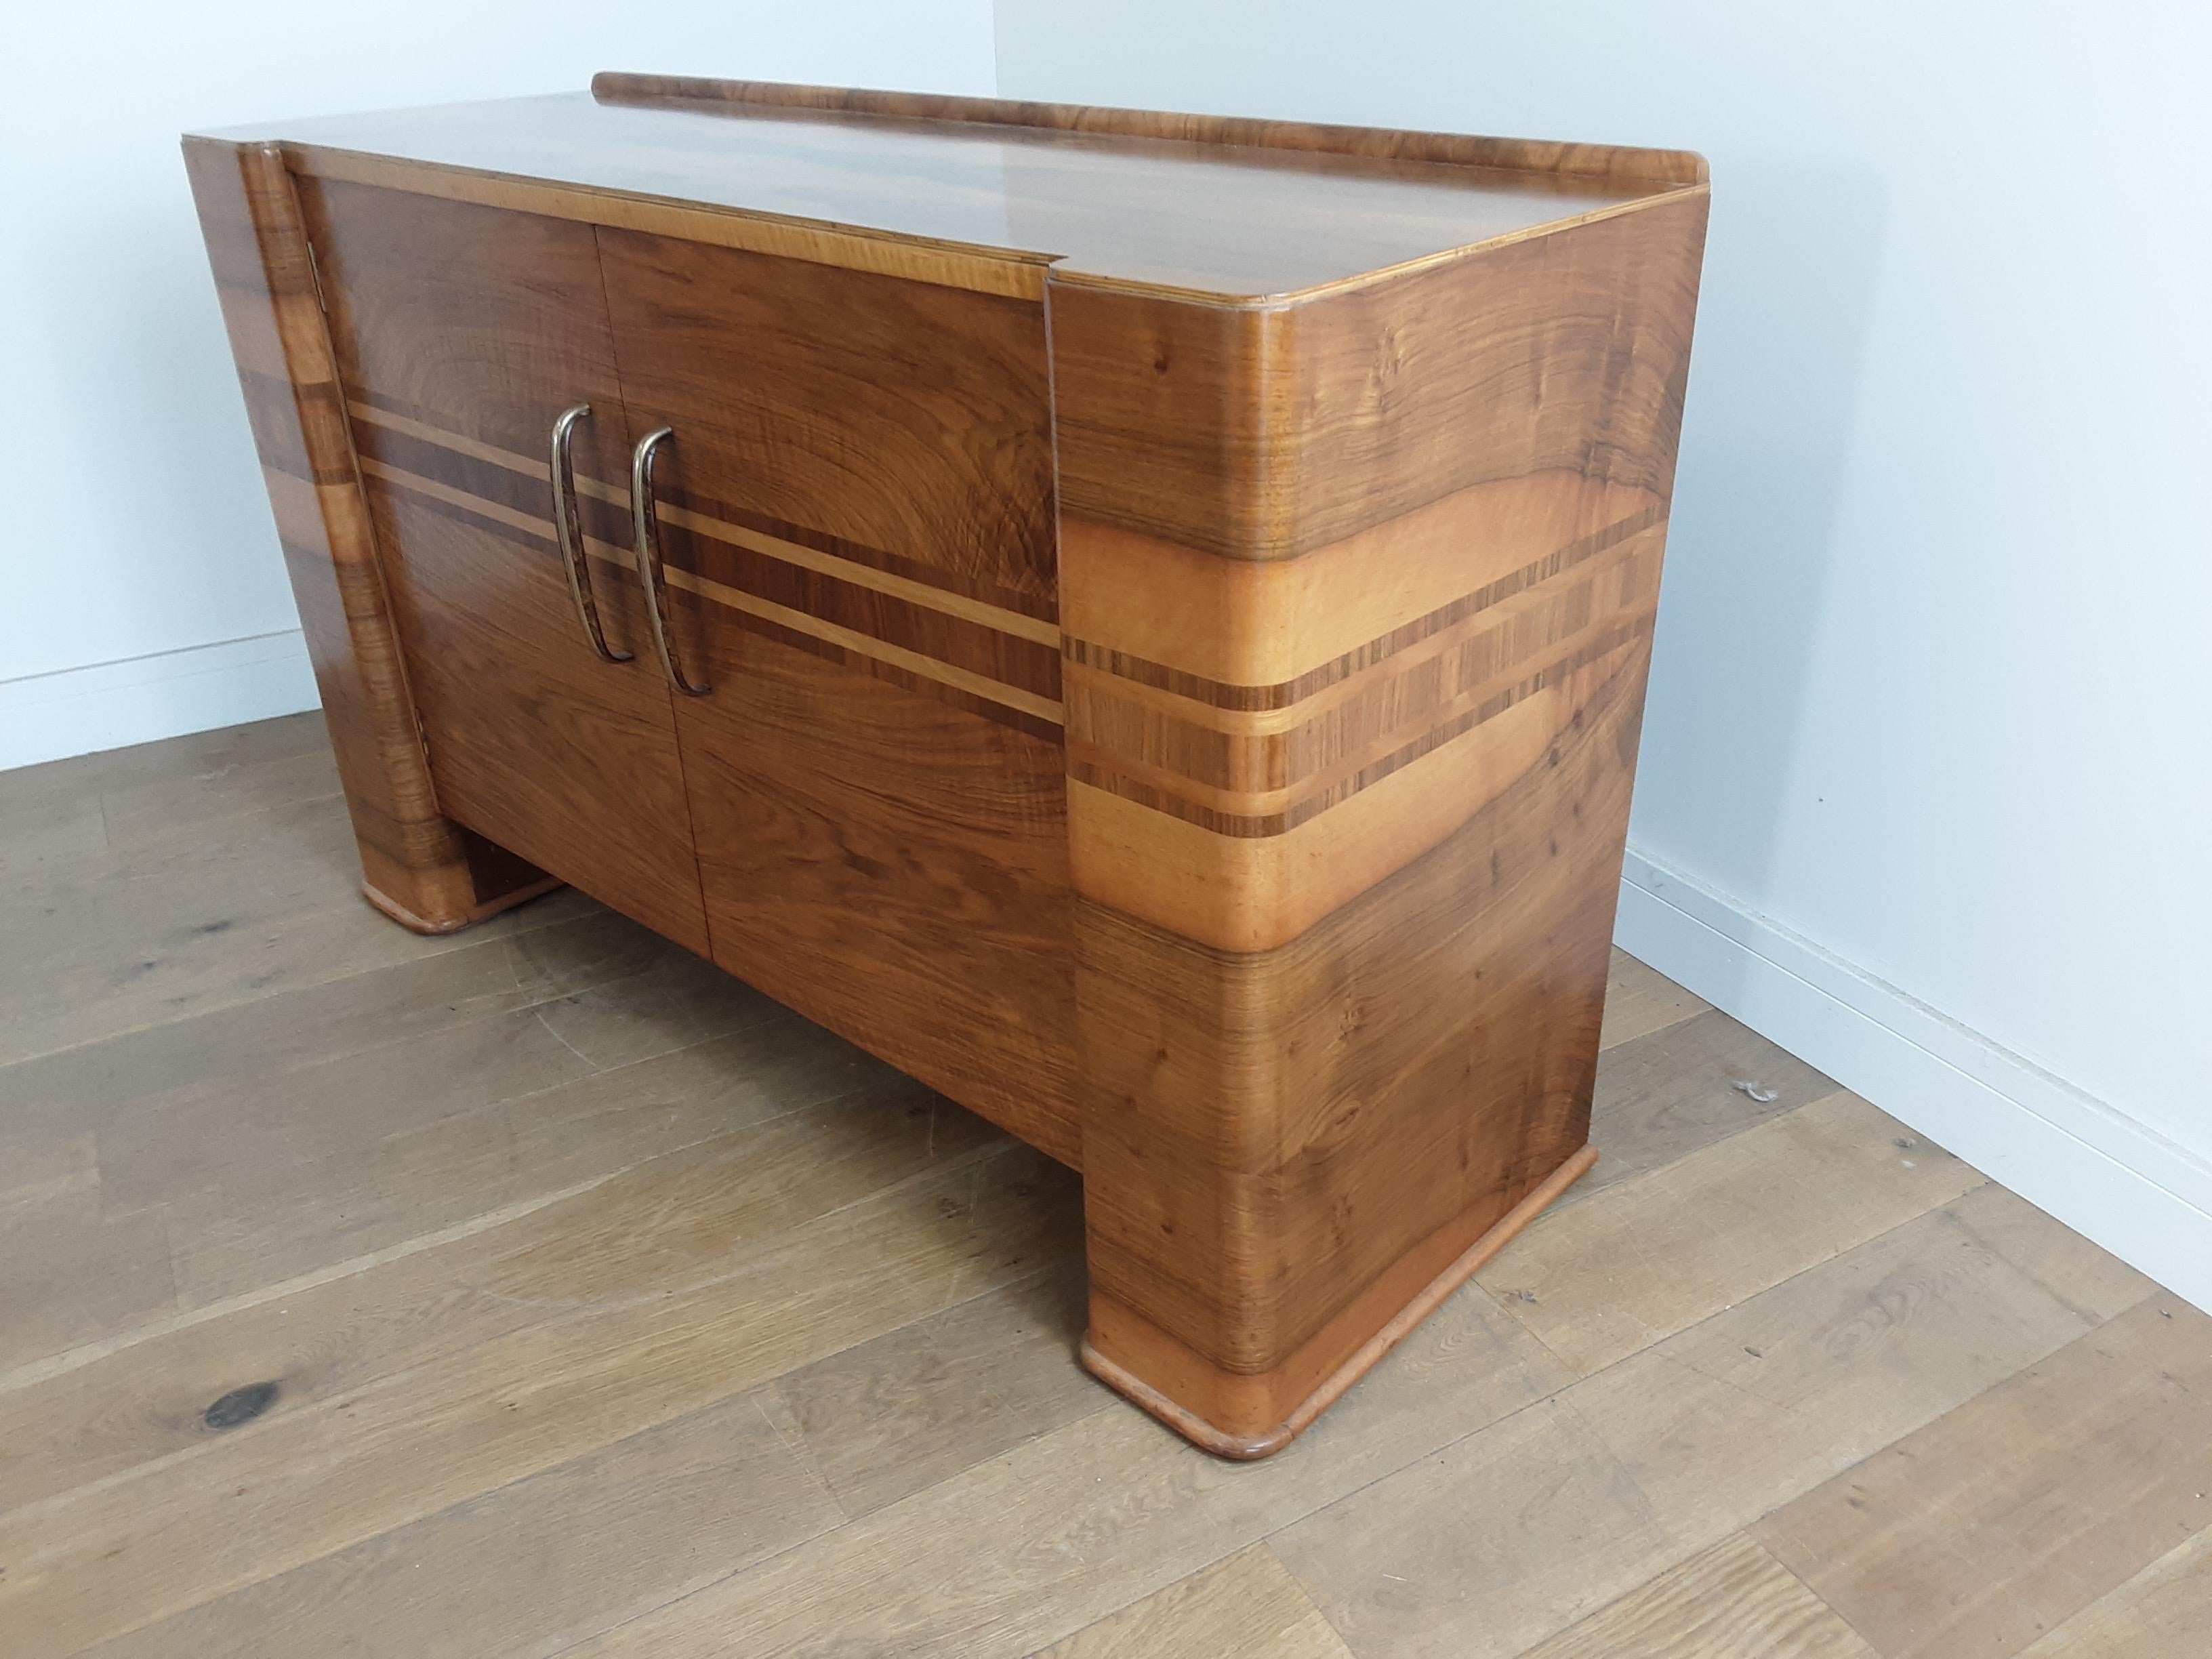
[0,630,319,773]
[1615,845,2212,1315]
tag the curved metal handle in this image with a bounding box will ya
[629,426,710,697]
[548,403,632,663]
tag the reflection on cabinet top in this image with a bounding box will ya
[195,74,1708,305]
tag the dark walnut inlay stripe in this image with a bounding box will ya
[1063,504,1666,836]
[344,402,1065,731]
[1071,619,1655,838]
[668,525,1061,703]
[346,391,1060,626]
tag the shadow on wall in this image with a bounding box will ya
[1631,157,1888,1011]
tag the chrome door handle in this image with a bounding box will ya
[548,403,632,663]
[629,426,710,697]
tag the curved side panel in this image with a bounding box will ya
[1051,194,1710,1452]
[182,138,553,930]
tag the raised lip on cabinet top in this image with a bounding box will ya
[191,75,1711,307]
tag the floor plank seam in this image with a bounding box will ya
[0,1026,914,1390]
[0,895,599,1073]
[1010,1536,1269,1659]
[0,1168,628,1398]
[0,1128,1032,1530]
[1248,1169,2099,1656]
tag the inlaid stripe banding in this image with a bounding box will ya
[1063,501,1666,835]
[1061,502,1661,715]
[1070,619,1654,838]
[348,398,1058,625]
[346,404,1063,731]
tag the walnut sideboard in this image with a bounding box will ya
[184,75,1709,1458]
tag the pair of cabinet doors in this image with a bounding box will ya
[302,178,1077,1150]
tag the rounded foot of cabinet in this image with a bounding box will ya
[360,874,566,936]
[1081,1145,1597,1459]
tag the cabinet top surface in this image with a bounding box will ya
[200,78,1704,302]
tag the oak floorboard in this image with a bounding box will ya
[2017,1523,2212,1657]
[1513,1531,1876,1659]
[1597,947,1710,1050]
[1033,1545,1355,1659]
[0,800,596,1070]
[76,1390,843,1659]
[0,741,599,1069]
[1271,1397,1681,1659]
[554,1406,1233,1659]
[0,783,106,870]
[529,949,783,1071]
[0,1133,98,1212]
[1941,1180,2154,1322]
[0,1189,175,1372]
[1574,1005,1835,1208]
[0,907,684,1162]
[0,711,331,876]
[96,739,344,854]
[554,1282,1571,1658]
[0,1084,1009,1514]
[0,1141,1075,1658]
[774,1259,1100,1518]
[1563,1183,2137,1549]
[0,716,2186,1659]
[1753,1292,2212,1658]
[1479,1090,1980,1376]
[1277,1185,2129,1658]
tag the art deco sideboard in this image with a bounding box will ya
[185,75,1709,1458]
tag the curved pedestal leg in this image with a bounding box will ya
[1048,199,1702,1453]
[1069,634,1652,1460]
[1082,1146,1595,1458]
[186,136,560,937]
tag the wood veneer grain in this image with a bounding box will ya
[671,594,1081,1168]
[1059,188,1707,1447]
[596,228,1060,607]
[197,84,1698,302]
[181,138,551,932]
[297,176,712,953]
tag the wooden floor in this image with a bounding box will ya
[1,713,2206,1658]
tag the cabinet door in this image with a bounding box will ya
[596,230,1078,1160]
[299,180,709,952]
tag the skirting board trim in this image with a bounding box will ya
[1616,844,2212,1317]
[0,630,319,771]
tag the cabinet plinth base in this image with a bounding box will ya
[1081,1144,1597,1460]
[360,876,565,937]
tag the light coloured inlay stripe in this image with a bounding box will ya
[1069,617,1648,819]
[359,456,543,536]
[358,455,1063,726]
[1061,522,1661,741]
[348,402,1060,646]
[662,566,1064,726]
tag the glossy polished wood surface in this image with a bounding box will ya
[606,232,1082,1159]
[181,140,556,933]
[187,81,1711,1457]
[298,179,712,954]
[1061,193,1709,1450]
[203,82,1700,302]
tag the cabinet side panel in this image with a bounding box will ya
[1054,194,1708,562]
[182,138,543,930]
[1054,193,1709,1449]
